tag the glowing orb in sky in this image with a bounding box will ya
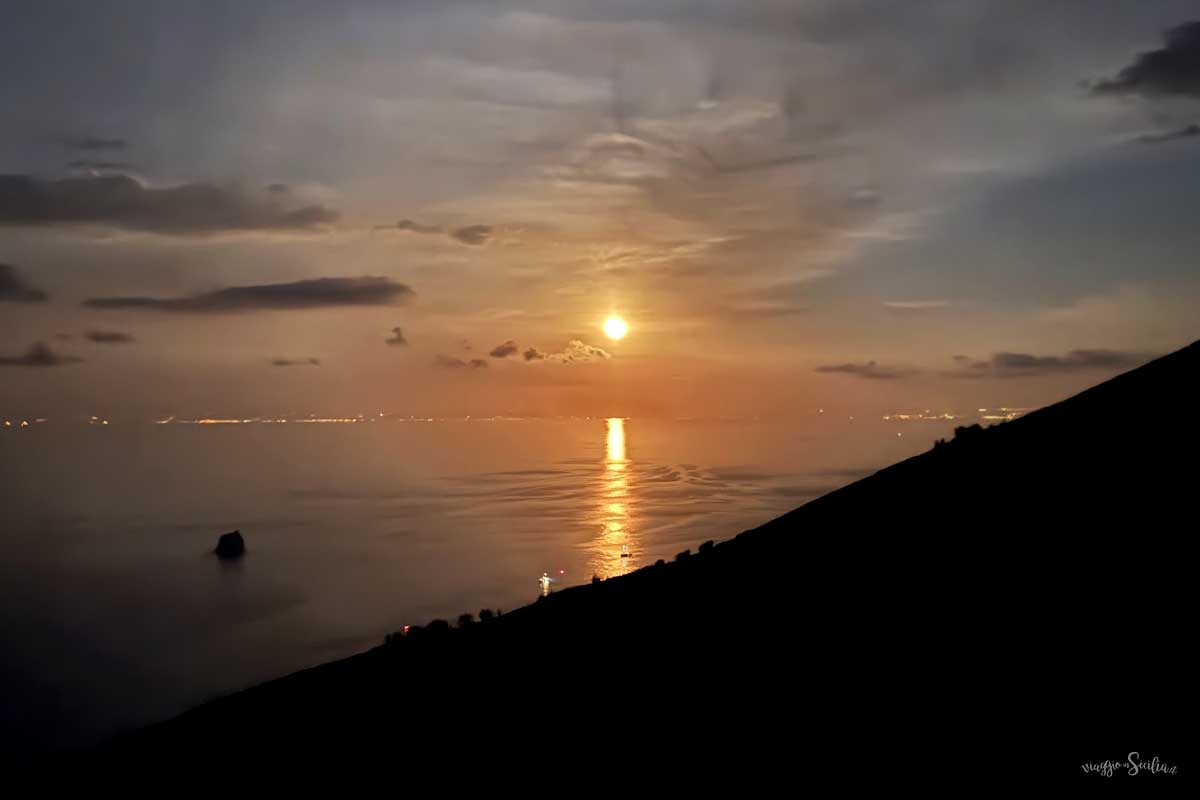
[603,315,629,341]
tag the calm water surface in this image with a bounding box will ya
[0,416,951,751]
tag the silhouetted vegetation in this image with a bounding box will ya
[954,423,984,440]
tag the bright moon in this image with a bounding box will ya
[603,316,629,341]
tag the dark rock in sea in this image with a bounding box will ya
[214,530,245,559]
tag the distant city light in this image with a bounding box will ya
[881,408,1026,424]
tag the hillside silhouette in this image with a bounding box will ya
[97,341,1197,784]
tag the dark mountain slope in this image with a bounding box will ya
[98,341,1198,785]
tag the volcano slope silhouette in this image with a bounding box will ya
[104,341,1196,782]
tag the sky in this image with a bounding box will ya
[2,0,1199,420]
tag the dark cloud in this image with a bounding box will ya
[83,276,413,313]
[951,349,1152,378]
[815,361,913,380]
[375,220,495,246]
[450,224,493,246]
[0,174,339,234]
[434,355,487,369]
[695,145,822,175]
[1092,21,1200,98]
[1134,123,1200,145]
[389,219,443,234]
[523,347,545,361]
[385,326,408,346]
[271,357,320,367]
[0,263,48,303]
[84,330,134,344]
[62,136,127,151]
[489,340,518,358]
[951,354,971,363]
[0,341,81,367]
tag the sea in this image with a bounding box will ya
[0,414,960,752]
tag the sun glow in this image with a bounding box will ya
[603,315,628,341]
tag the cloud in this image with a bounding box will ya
[450,224,493,246]
[489,339,518,358]
[951,349,1152,378]
[434,354,487,369]
[0,173,339,234]
[1134,123,1200,145]
[815,361,913,380]
[83,276,413,313]
[376,219,494,246]
[84,330,134,344]
[1092,21,1200,97]
[883,300,950,311]
[271,357,320,367]
[67,160,136,171]
[717,272,837,319]
[385,326,408,346]
[529,339,612,364]
[390,219,444,234]
[695,145,823,175]
[62,136,127,151]
[0,263,48,303]
[0,341,81,367]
